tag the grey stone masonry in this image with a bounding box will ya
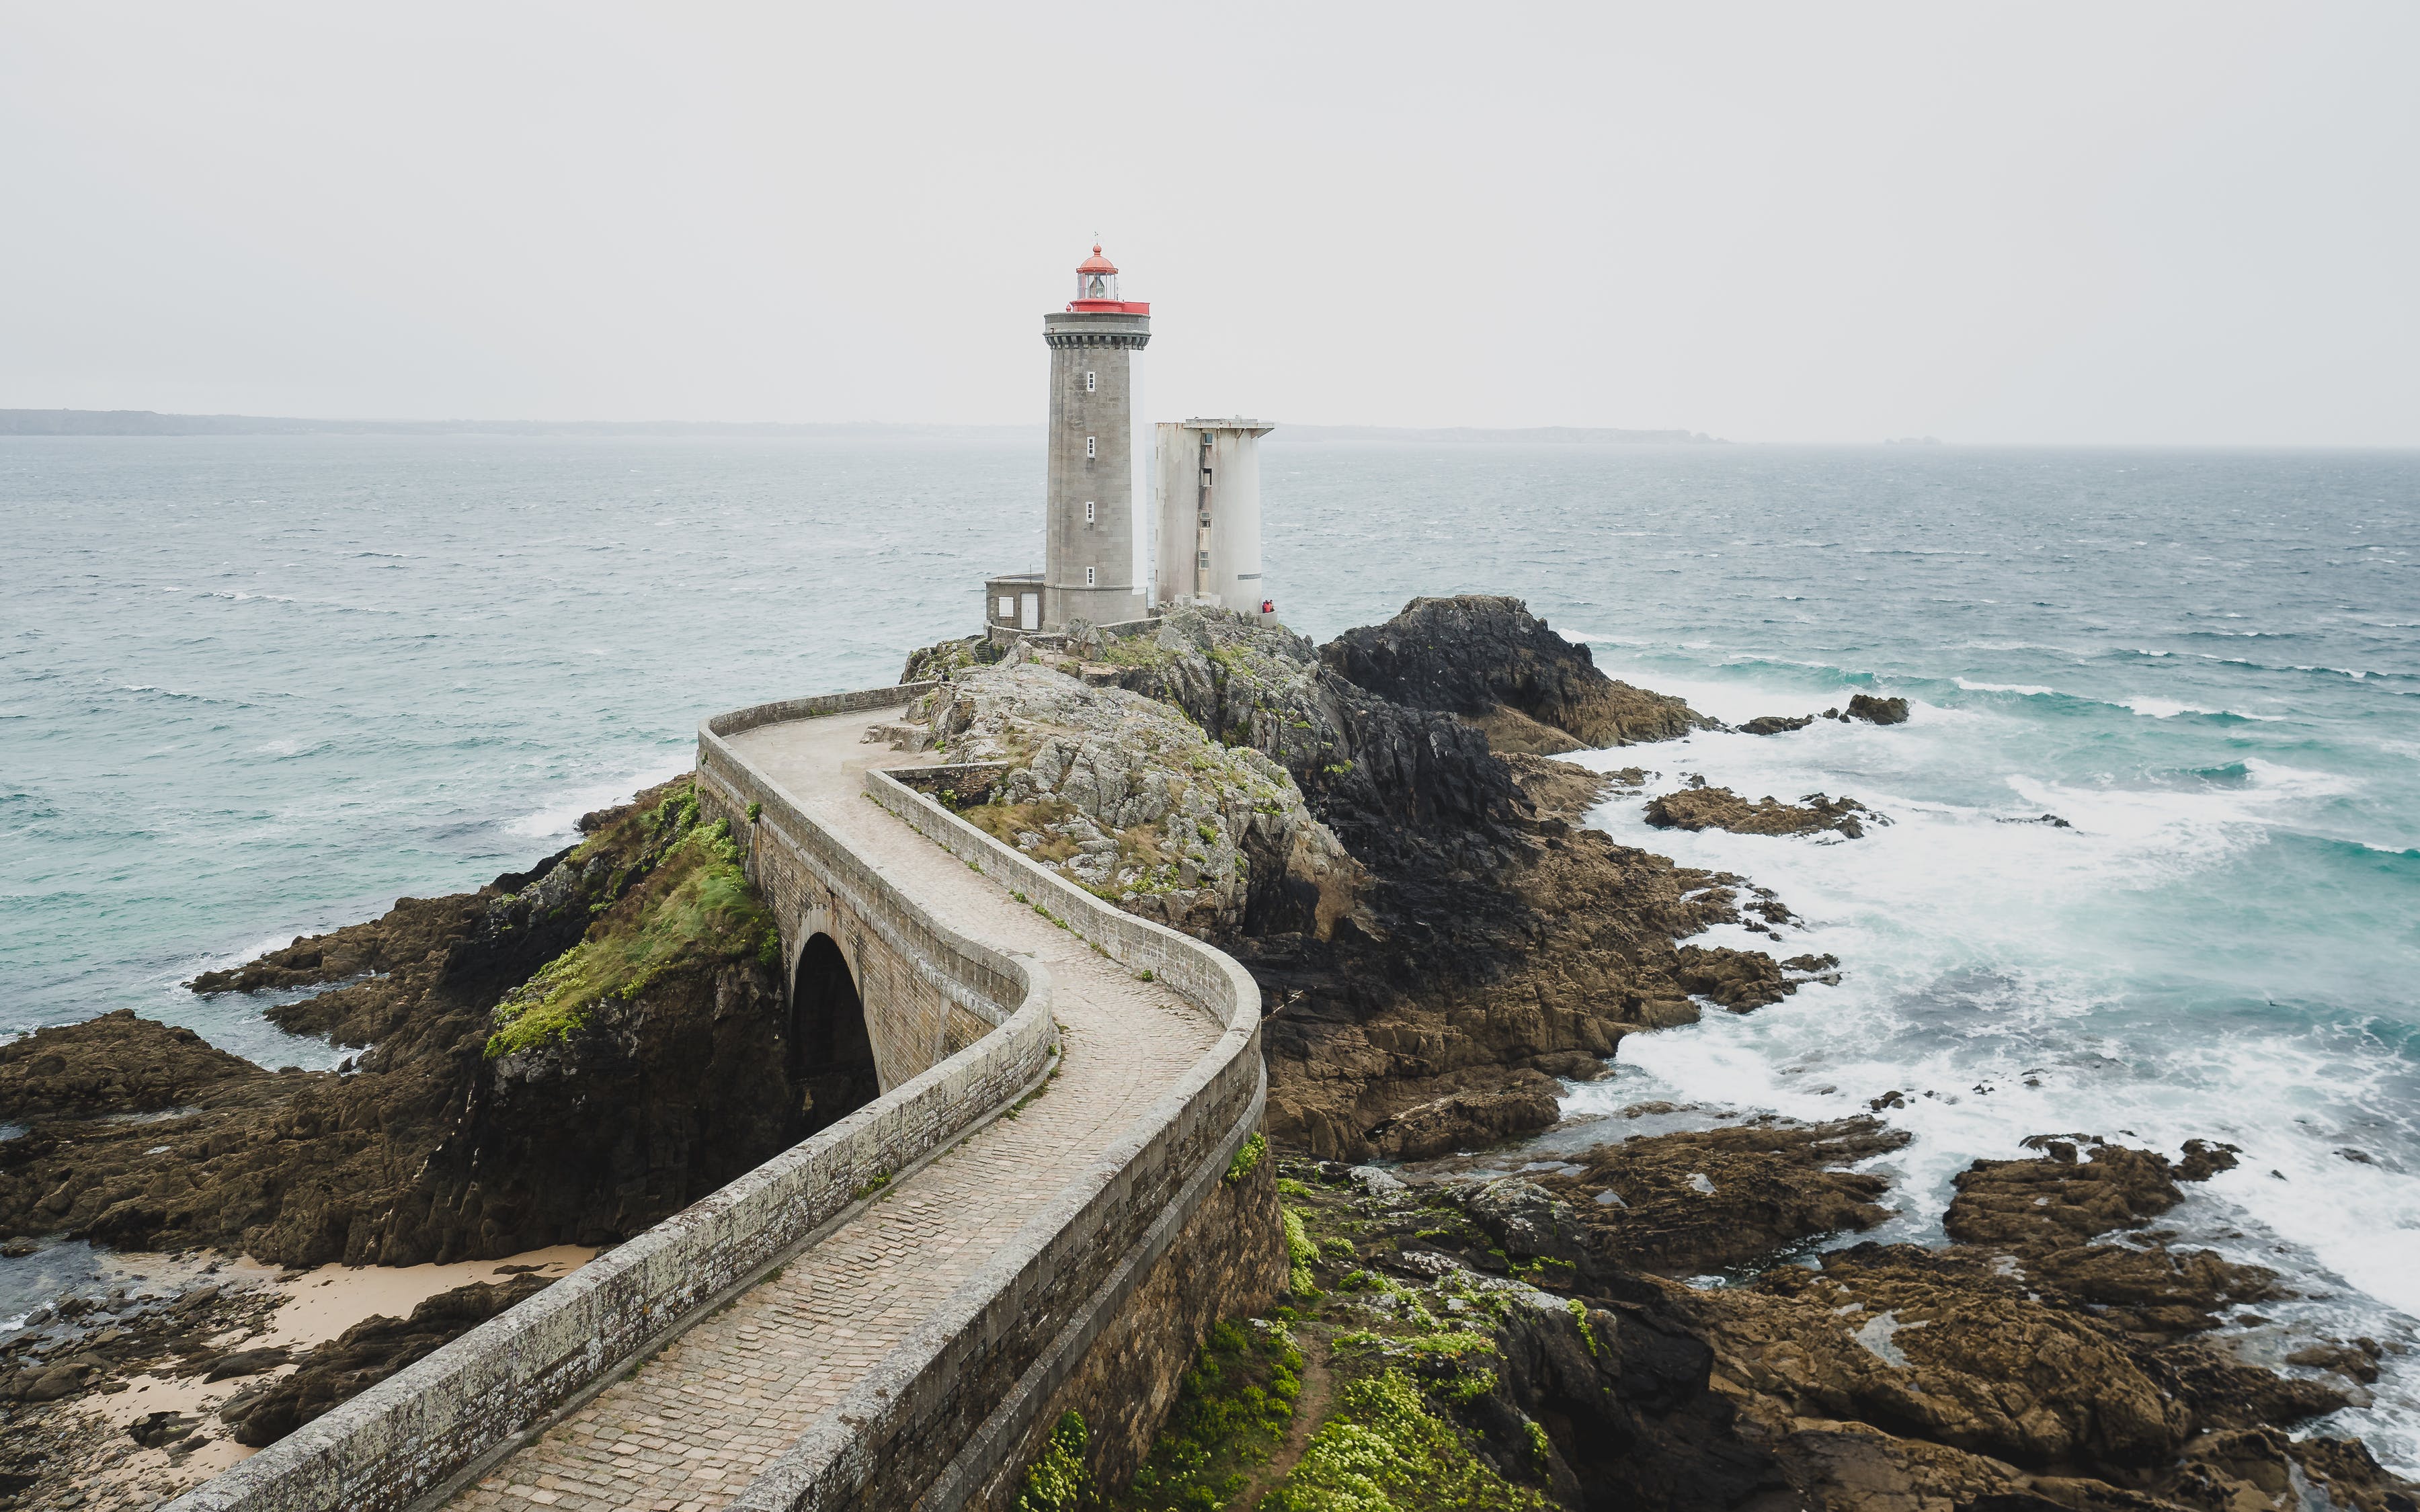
[168,691,1053,1512]
[169,683,1266,1512]
[1043,310,1149,631]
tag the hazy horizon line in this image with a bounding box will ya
[5,408,2416,449]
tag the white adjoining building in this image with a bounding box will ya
[1154,419,1274,617]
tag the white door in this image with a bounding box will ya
[1019,592,1039,631]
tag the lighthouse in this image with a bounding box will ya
[1038,245,1151,632]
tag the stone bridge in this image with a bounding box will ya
[173,684,1281,1512]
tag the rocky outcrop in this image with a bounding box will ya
[1646,785,1879,839]
[905,659,1367,940]
[1074,604,1527,880]
[218,1275,553,1446]
[0,1011,265,1120]
[1845,694,1910,725]
[1530,1118,1910,1275]
[0,780,796,1267]
[891,601,1814,1163]
[1690,1243,2347,1481]
[1135,1148,2417,1512]
[1242,758,1807,1159]
[1939,1136,2282,1337]
[1739,714,1814,736]
[1320,595,1709,749]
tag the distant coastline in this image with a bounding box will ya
[1273,423,1722,444]
[0,410,1031,439]
[0,409,1722,444]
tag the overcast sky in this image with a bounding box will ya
[3,4,2413,444]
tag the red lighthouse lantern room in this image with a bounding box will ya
[1068,245,1150,314]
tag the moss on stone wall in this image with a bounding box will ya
[1225,1132,1267,1186]
[1017,1412,1093,1512]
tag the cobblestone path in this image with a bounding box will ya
[447,712,1215,1512]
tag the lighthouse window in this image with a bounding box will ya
[1084,500,1096,523]
[1086,566,1097,587]
[1085,436,1096,459]
[1085,372,1096,392]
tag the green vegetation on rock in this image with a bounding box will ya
[1283,1207,1319,1296]
[1262,1369,1543,1512]
[1225,1133,1267,1186]
[1115,1158,1572,1512]
[486,783,780,1058]
[1117,1321,1303,1512]
[1017,1411,1092,1512]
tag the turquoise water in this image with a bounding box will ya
[4,437,2417,1452]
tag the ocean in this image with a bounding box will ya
[3,436,2416,1460]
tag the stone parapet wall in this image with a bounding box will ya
[706,682,938,741]
[167,688,1049,1512]
[171,680,1273,1512]
[715,771,1268,1512]
[696,714,1014,1081]
[977,1151,1287,1509]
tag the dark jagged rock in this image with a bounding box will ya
[1739,714,1814,736]
[1320,594,1710,749]
[1532,1118,1910,1275]
[0,1011,266,1120]
[2000,812,2076,829]
[1647,786,1877,839]
[1085,605,1525,881]
[0,780,795,1267]
[1946,1137,2204,1248]
[1673,943,1796,1009]
[1845,694,1910,725]
[1942,1137,2278,1336]
[1113,605,1810,1159]
[1458,1177,1590,1265]
[1359,1075,1571,1163]
[219,1275,552,1446]
[126,1409,202,1449]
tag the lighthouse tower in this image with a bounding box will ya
[1039,245,1151,631]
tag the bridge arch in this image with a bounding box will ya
[790,931,879,1134]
